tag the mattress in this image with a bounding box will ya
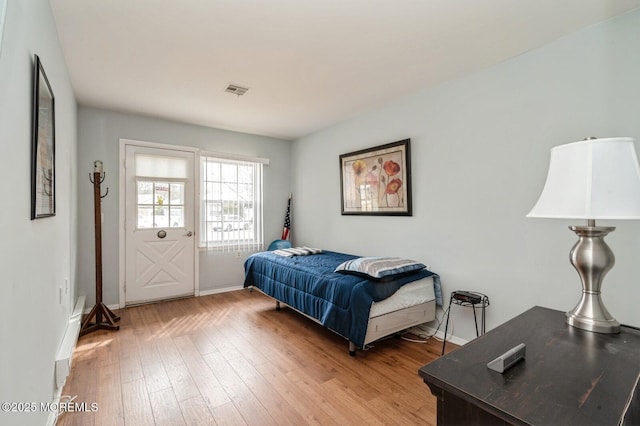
[244,250,439,348]
[369,276,435,318]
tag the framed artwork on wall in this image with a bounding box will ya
[339,138,412,216]
[0,0,6,60]
[31,55,56,219]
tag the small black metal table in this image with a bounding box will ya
[441,291,489,355]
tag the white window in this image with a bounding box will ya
[134,153,189,229]
[136,181,185,229]
[200,153,266,253]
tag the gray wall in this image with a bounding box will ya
[0,0,78,425]
[291,10,640,342]
[77,107,292,307]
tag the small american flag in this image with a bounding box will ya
[281,195,291,240]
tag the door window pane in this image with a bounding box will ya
[154,206,169,227]
[155,183,169,207]
[137,181,153,204]
[170,183,184,204]
[138,206,154,229]
[136,180,186,229]
[170,207,184,227]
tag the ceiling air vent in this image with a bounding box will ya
[225,84,249,96]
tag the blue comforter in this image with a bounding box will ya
[243,250,441,348]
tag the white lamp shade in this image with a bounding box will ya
[527,137,640,220]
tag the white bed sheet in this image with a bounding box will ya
[369,276,435,318]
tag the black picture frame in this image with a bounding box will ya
[0,1,6,59]
[31,55,56,219]
[339,139,412,216]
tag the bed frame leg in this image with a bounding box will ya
[276,301,281,311]
[349,342,356,356]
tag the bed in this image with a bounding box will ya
[243,249,442,355]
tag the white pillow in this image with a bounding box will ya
[273,247,323,257]
[335,257,425,279]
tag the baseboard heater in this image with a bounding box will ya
[55,296,85,388]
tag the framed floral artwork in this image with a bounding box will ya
[0,0,7,60]
[339,139,412,216]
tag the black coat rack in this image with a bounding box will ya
[80,161,120,336]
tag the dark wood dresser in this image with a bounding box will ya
[419,306,640,425]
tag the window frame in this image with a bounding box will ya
[199,151,268,253]
[135,177,187,229]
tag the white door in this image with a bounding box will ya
[124,144,196,305]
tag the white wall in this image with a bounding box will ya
[0,0,77,425]
[77,106,292,306]
[291,10,640,342]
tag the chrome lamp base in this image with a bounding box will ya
[566,225,620,334]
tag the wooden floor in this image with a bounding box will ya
[58,289,453,425]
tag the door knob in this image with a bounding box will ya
[185,231,193,237]
[157,230,167,239]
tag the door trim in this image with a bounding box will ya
[118,138,200,308]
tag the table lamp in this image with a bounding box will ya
[527,137,640,334]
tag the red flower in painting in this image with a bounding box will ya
[383,160,400,176]
[386,178,402,194]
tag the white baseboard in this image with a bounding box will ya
[71,296,85,320]
[56,296,85,387]
[198,285,244,296]
[85,289,245,312]
[46,387,63,426]
[408,323,469,347]
[49,296,86,426]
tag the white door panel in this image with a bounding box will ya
[124,144,195,305]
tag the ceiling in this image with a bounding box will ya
[50,0,640,140]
